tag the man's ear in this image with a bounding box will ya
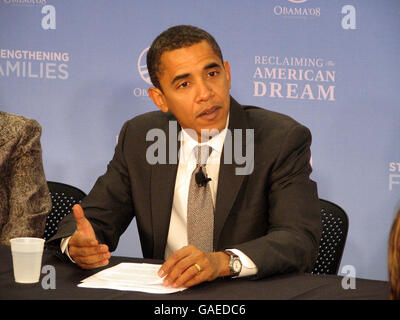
[224,60,232,89]
[148,87,168,113]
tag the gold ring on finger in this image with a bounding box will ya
[194,263,202,273]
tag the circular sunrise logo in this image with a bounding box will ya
[137,47,152,85]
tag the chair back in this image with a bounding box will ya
[311,199,349,275]
[43,181,87,241]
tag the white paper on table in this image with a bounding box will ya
[78,262,187,294]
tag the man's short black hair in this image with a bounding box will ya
[147,25,224,90]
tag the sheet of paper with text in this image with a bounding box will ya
[78,263,186,294]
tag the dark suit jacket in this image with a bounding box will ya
[51,97,321,279]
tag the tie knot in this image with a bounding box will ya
[195,145,213,166]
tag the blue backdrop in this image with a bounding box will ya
[1,0,399,281]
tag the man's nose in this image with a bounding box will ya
[196,80,213,102]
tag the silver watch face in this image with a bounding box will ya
[233,259,241,272]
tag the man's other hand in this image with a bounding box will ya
[158,245,230,288]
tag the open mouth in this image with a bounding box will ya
[198,106,221,119]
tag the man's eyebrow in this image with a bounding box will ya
[170,62,222,86]
[204,62,221,70]
[171,73,190,86]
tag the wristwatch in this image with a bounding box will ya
[225,250,242,277]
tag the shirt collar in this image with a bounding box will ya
[180,113,230,159]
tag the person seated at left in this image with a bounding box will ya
[0,111,52,245]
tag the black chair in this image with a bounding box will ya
[43,181,87,241]
[311,199,349,275]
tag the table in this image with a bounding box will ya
[0,244,389,301]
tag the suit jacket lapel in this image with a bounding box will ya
[150,113,179,259]
[214,97,248,249]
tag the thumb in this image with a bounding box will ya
[72,204,97,241]
[73,204,87,230]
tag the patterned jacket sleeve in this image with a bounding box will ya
[0,117,52,245]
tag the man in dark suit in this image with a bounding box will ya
[50,25,321,288]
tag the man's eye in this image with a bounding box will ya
[208,71,219,77]
[179,81,189,88]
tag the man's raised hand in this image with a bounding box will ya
[68,204,110,269]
